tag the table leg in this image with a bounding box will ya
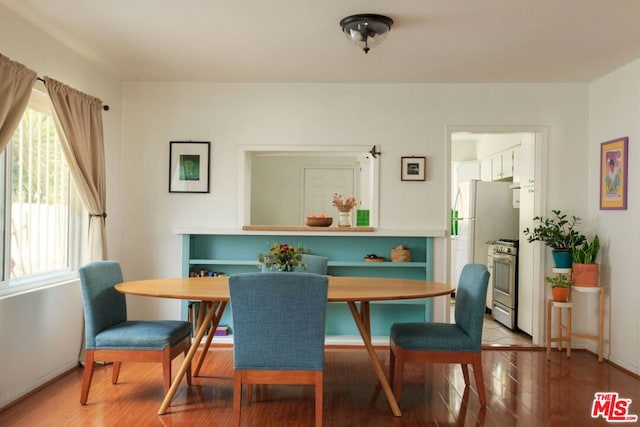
[158,300,220,415]
[361,302,370,336]
[194,300,207,337]
[193,301,227,376]
[346,301,402,417]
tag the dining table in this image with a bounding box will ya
[115,275,454,416]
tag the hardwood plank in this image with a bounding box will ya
[1,348,638,426]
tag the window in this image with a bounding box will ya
[0,88,83,293]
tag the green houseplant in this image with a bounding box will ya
[545,274,572,302]
[572,234,600,287]
[523,210,585,268]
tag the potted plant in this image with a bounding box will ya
[258,243,306,272]
[523,210,585,268]
[545,274,572,302]
[572,234,600,287]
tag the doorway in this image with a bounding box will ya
[303,166,357,218]
[448,127,547,347]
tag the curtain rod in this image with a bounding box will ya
[36,77,110,111]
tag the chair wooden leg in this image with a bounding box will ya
[471,354,487,407]
[460,363,470,386]
[80,350,95,404]
[233,371,242,427]
[315,372,323,427]
[389,346,396,385]
[392,347,404,401]
[111,362,121,385]
[162,347,172,394]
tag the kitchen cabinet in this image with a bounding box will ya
[492,149,514,181]
[479,148,516,182]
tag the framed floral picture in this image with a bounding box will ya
[169,141,210,193]
[401,156,426,181]
[600,137,628,210]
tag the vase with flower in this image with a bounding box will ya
[258,243,306,272]
[332,193,357,227]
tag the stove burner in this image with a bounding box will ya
[494,239,519,247]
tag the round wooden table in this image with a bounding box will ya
[116,275,454,416]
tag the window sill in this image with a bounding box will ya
[0,270,79,300]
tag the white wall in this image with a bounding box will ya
[0,6,123,408]
[119,82,591,321]
[589,59,640,374]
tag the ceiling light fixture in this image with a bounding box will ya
[339,14,393,54]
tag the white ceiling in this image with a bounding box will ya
[3,0,640,83]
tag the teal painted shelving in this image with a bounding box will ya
[179,230,436,337]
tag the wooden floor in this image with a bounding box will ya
[2,346,638,426]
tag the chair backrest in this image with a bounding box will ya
[79,261,127,349]
[301,254,329,275]
[229,272,328,370]
[454,263,490,350]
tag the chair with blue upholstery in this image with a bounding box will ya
[78,261,192,404]
[229,272,328,427]
[300,254,329,274]
[389,263,490,406]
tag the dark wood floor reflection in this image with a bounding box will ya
[2,347,638,426]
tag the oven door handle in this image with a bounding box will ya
[493,253,515,263]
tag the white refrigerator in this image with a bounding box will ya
[452,180,519,294]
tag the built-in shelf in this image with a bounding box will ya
[177,229,437,337]
[189,259,427,269]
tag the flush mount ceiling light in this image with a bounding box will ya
[339,14,393,54]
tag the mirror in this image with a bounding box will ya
[240,145,379,227]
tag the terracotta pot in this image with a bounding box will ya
[573,263,599,287]
[551,287,570,302]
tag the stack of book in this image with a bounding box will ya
[214,324,229,336]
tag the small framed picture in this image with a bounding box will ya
[169,141,210,193]
[401,156,426,181]
[600,137,628,210]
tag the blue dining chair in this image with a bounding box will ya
[78,261,192,404]
[229,272,328,427]
[301,254,329,274]
[389,263,490,406]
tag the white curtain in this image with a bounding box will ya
[0,54,37,152]
[45,77,108,261]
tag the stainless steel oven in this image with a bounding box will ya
[491,239,518,330]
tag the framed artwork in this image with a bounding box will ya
[169,141,210,193]
[401,156,426,181]
[600,137,628,210]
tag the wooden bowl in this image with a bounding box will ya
[305,216,333,227]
